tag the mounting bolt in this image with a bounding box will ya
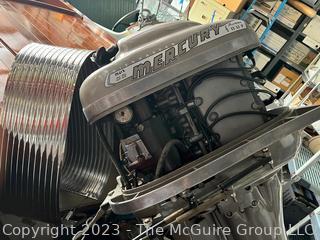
[225,211,233,218]
[252,200,258,207]
[143,218,153,228]
[181,190,192,198]
[137,124,144,132]
[170,196,178,203]
[230,193,237,199]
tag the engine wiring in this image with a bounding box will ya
[184,58,277,149]
[203,89,277,121]
[96,122,132,189]
[208,110,277,130]
[187,72,266,99]
[155,139,188,178]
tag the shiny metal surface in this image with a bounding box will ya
[0,0,116,110]
[80,20,260,123]
[0,43,113,223]
[108,106,320,215]
[218,175,287,240]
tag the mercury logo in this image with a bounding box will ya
[106,20,246,86]
[132,23,228,80]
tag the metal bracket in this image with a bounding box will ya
[108,106,320,215]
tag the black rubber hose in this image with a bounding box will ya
[93,45,119,67]
[96,124,131,189]
[187,72,265,98]
[208,111,276,129]
[204,89,276,121]
[112,9,140,31]
[155,139,187,178]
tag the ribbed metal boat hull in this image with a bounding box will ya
[0,43,113,223]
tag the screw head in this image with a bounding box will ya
[170,196,178,203]
[225,211,233,218]
[252,200,258,207]
[137,124,144,132]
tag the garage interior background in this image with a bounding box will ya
[67,0,136,29]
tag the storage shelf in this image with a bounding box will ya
[274,20,295,33]
[251,10,295,34]
[260,44,276,56]
[251,10,269,23]
[280,56,306,73]
[299,31,307,38]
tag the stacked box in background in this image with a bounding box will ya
[245,14,263,31]
[256,25,287,53]
[253,50,271,70]
[189,0,234,24]
[303,16,320,51]
[272,66,302,93]
[216,0,248,13]
[283,40,318,68]
[253,1,277,16]
[272,2,302,29]
[253,1,302,28]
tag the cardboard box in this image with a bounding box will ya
[253,1,277,17]
[253,50,271,70]
[303,16,320,43]
[272,66,302,93]
[256,25,287,53]
[284,41,308,64]
[216,0,247,13]
[245,14,262,31]
[264,80,282,94]
[189,0,234,24]
[283,40,316,67]
[272,2,302,29]
[314,98,320,106]
[300,86,320,104]
[300,51,317,68]
[303,36,320,51]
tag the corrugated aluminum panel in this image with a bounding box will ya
[0,0,116,110]
[0,43,113,223]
